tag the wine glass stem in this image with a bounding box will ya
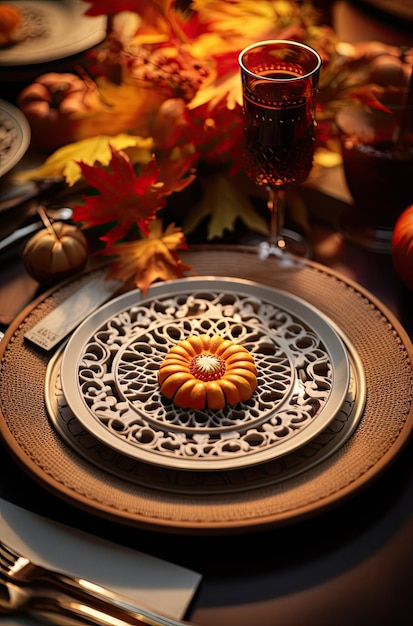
[268,188,286,250]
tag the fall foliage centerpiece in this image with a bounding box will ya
[14,0,413,291]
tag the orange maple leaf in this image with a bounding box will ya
[73,145,163,248]
[105,220,193,293]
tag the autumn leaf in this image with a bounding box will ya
[155,143,197,196]
[76,80,166,139]
[191,0,292,37]
[189,0,318,51]
[105,220,193,293]
[73,146,162,247]
[70,140,197,249]
[188,68,242,112]
[184,172,269,240]
[13,134,153,187]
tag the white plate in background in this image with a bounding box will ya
[0,0,107,66]
[0,99,30,177]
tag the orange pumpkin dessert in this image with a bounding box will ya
[158,334,257,410]
[0,3,22,47]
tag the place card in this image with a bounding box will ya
[24,274,123,351]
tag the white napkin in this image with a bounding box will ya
[0,498,201,625]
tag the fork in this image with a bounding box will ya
[0,541,193,626]
[0,578,141,625]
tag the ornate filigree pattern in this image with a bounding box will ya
[47,347,362,494]
[69,283,349,469]
[0,111,17,166]
[7,4,56,47]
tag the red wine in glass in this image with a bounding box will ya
[336,97,413,253]
[239,41,322,258]
[243,73,315,190]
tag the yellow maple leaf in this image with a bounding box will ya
[191,0,299,40]
[92,79,165,129]
[188,70,242,112]
[183,172,269,240]
[188,33,239,61]
[13,134,154,187]
[105,220,193,294]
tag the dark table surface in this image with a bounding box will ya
[1,2,413,625]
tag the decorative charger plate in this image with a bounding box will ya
[46,336,365,494]
[60,278,350,471]
[0,1,107,66]
[1,247,412,534]
[0,99,30,177]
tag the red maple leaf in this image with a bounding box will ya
[72,145,163,248]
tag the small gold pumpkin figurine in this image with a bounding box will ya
[158,334,258,410]
[23,207,88,284]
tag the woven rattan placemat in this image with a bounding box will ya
[1,246,412,534]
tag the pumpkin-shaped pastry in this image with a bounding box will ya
[0,4,22,47]
[158,334,257,410]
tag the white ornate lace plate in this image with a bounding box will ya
[60,277,350,471]
[0,99,30,177]
[0,1,107,66]
[47,335,364,494]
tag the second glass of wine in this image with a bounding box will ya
[239,40,322,259]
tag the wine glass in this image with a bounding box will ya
[238,40,322,259]
[336,89,413,253]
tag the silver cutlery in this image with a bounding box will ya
[0,578,141,625]
[0,541,193,626]
[0,178,65,214]
[0,206,73,255]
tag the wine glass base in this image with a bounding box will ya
[339,213,393,254]
[258,228,310,260]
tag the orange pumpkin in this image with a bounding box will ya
[17,73,97,149]
[23,221,88,284]
[158,334,257,410]
[392,205,413,291]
